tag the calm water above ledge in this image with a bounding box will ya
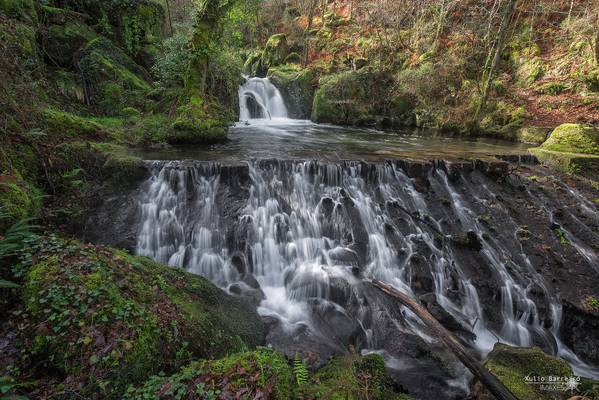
[131,119,531,162]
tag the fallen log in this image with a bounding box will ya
[371,279,519,400]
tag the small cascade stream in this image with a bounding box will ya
[238,76,289,121]
[134,159,599,397]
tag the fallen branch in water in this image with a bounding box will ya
[370,279,518,400]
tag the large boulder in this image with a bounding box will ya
[1,237,265,398]
[262,33,288,69]
[311,69,403,126]
[531,123,599,178]
[244,33,289,77]
[540,124,599,155]
[268,64,314,119]
[471,344,598,400]
[39,9,97,67]
[78,37,152,113]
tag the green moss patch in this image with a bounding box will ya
[0,173,41,233]
[268,64,314,119]
[312,69,397,125]
[475,344,573,400]
[517,126,550,145]
[6,236,265,398]
[297,353,402,400]
[79,37,152,113]
[124,348,292,400]
[531,148,599,179]
[540,124,599,155]
[43,108,107,138]
[41,17,97,67]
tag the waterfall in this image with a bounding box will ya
[135,160,599,390]
[239,76,289,121]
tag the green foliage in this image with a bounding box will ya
[293,354,309,386]
[151,32,192,86]
[554,228,569,245]
[6,236,265,398]
[78,37,152,113]
[42,108,107,138]
[125,348,292,400]
[0,174,41,234]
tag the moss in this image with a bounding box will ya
[475,344,574,400]
[12,236,265,399]
[89,143,147,185]
[517,126,550,145]
[262,33,288,68]
[312,69,397,125]
[0,0,37,23]
[298,353,402,400]
[540,123,599,155]
[531,148,599,179]
[267,64,314,118]
[121,106,141,121]
[479,101,529,138]
[243,50,267,76]
[42,18,97,67]
[124,348,291,400]
[0,173,42,232]
[43,108,107,138]
[168,93,230,145]
[79,37,152,113]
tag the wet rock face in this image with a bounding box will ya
[560,301,599,366]
[86,157,599,396]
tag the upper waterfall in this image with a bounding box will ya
[239,76,289,121]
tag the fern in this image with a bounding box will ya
[0,207,39,289]
[293,354,309,386]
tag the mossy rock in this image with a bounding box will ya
[517,126,551,145]
[0,173,41,233]
[267,64,314,119]
[0,0,37,23]
[263,33,288,68]
[540,124,599,155]
[312,69,397,126]
[472,344,598,400]
[169,94,230,145]
[43,108,106,138]
[124,348,292,399]
[479,101,529,139]
[90,143,147,185]
[297,353,404,400]
[79,37,152,113]
[530,148,599,180]
[11,237,265,398]
[41,17,97,67]
[243,50,267,76]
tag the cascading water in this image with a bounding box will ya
[135,159,599,397]
[238,76,289,121]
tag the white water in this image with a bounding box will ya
[135,160,599,382]
[238,76,289,121]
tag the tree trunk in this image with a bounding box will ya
[165,0,174,36]
[303,0,318,66]
[475,0,517,123]
[371,280,519,400]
